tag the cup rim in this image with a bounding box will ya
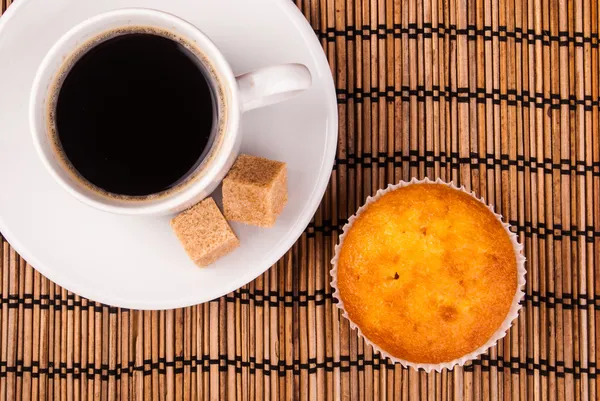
[29,8,241,216]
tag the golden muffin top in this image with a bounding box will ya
[336,183,518,364]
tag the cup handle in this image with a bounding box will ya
[236,63,312,112]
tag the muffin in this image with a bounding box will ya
[330,178,526,371]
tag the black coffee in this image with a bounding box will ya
[53,32,216,197]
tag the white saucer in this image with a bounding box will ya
[0,0,337,309]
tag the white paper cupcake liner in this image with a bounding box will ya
[330,177,527,372]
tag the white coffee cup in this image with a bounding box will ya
[30,8,311,216]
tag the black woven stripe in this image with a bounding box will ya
[464,356,596,378]
[0,298,126,312]
[2,356,594,379]
[509,220,600,242]
[315,24,599,48]
[304,219,349,238]
[1,290,597,311]
[335,86,599,110]
[0,290,335,310]
[224,289,330,307]
[521,291,600,310]
[331,151,600,178]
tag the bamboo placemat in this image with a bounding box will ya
[1,0,599,399]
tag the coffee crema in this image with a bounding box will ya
[49,28,220,197]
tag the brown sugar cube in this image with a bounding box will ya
[171,197,239,267]
[223,154,287,227]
